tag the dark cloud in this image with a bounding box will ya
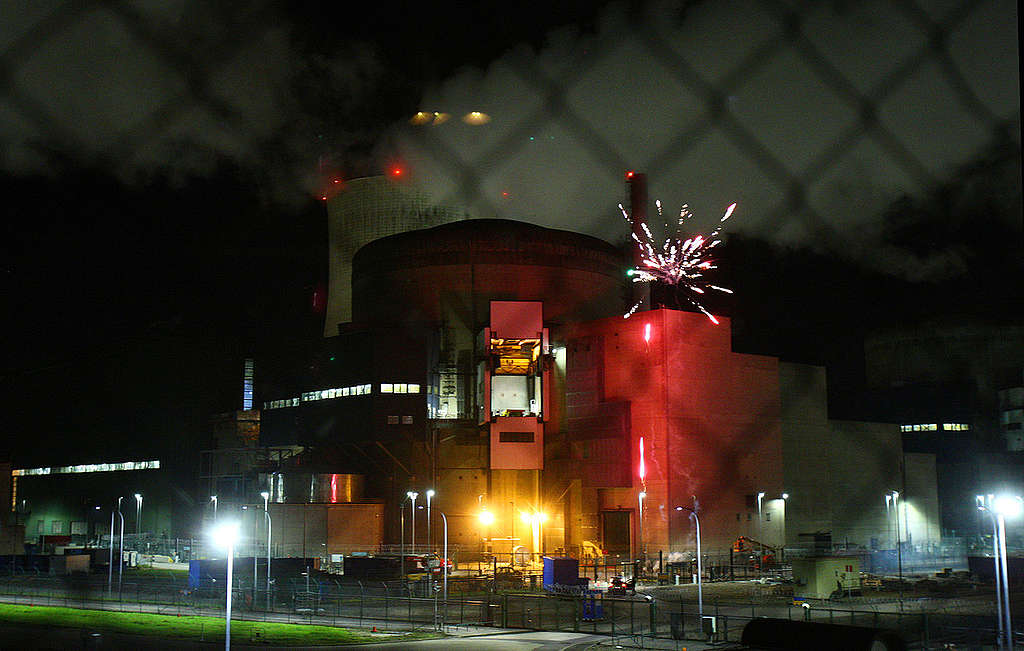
[391,0,1020,280]
[0,1,391,198]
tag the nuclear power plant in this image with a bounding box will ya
[241,172,941,562]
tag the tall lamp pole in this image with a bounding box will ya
[212,522,240,651]
[980,494,1022,650]
[408,491,419,554]
[134,493,143,536]
[426,489,435,551]
[890,490,903,610]
[117,496,124,594]
[638,491,646,561]
[756,491,765,573]
[261,491,272,609]
[676,500,703,618]
[211,495,218,521]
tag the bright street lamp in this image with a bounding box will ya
[980,494,1022,649]
[260,491,271,609]
[211,521,241,651]
[116,496,124,594]
[407,491,419,554]
[211,495,218,520]
[426,489,435,550]
[756,491,765,572]
[676,502,703,618]
[638,491,647,560]
[134,493,143,536]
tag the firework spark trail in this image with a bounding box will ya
[621,200,737,323]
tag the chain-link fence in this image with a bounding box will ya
[0,572,1009,648]
[1,1,1017,223]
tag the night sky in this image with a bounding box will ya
[1,1,1020,469]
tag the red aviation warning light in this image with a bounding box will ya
[626,170,635,179]
[389,165,404,178]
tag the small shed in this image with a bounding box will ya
[791,556,861,599]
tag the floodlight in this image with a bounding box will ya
[993,495,1023,518]
[211,521,241,549]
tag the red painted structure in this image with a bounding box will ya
[553,309,783,553]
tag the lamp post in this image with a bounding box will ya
[889,490,903,609]
[117,496,124,594]
[261,491,271,609]
[980,494,1022,649]
[756,491,765,573]
[408,491,419,554]
[638,491,647,561]
[441,512,448,627]
[426,489,435,551]
[134,493,143,536]
[400,492,410,579]
[212,521,240,651]
[211,495,218,521]
[676,500,703,618]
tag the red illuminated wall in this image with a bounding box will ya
[561,309,783,552]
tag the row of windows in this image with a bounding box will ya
[263,383,421,410]
[899,423,970,433]
[13,460,161,476]
[380,383,421,394]
[264,384,373,409]
[386,415,415,425]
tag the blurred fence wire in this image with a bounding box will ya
[1,0,1018,237]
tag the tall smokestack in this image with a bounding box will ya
[627,171,651,311]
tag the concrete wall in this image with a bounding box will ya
[326,503,385,555]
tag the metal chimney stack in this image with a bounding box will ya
[627,171,651,311]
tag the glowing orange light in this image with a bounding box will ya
[626,170,635,179]
[330,473,338,503]
[638,436,646,480]
[390,166,403,177]
[502,191,510,198]
[321,195,327,201]
[333,179,341,184]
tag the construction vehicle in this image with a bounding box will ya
[733,536,777,569]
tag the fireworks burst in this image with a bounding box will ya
[622,200,737,323]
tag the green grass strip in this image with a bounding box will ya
[0,603,431,645]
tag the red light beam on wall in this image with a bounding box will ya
[638,436,647,484]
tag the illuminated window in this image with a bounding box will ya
[36,521,43,534]
[387,415,399,425]
[51,520,63,534]
[395,383,407,393]
[408,384,420,393]
[381,384,393,393]
[402,415,413,424]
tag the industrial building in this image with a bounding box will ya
[245,176,941,562]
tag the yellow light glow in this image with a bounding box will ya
[519,511,546,524]
[432,112,450,125]
[410,111,433,125]
[462,111,491,125]
[478,510,495,526]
